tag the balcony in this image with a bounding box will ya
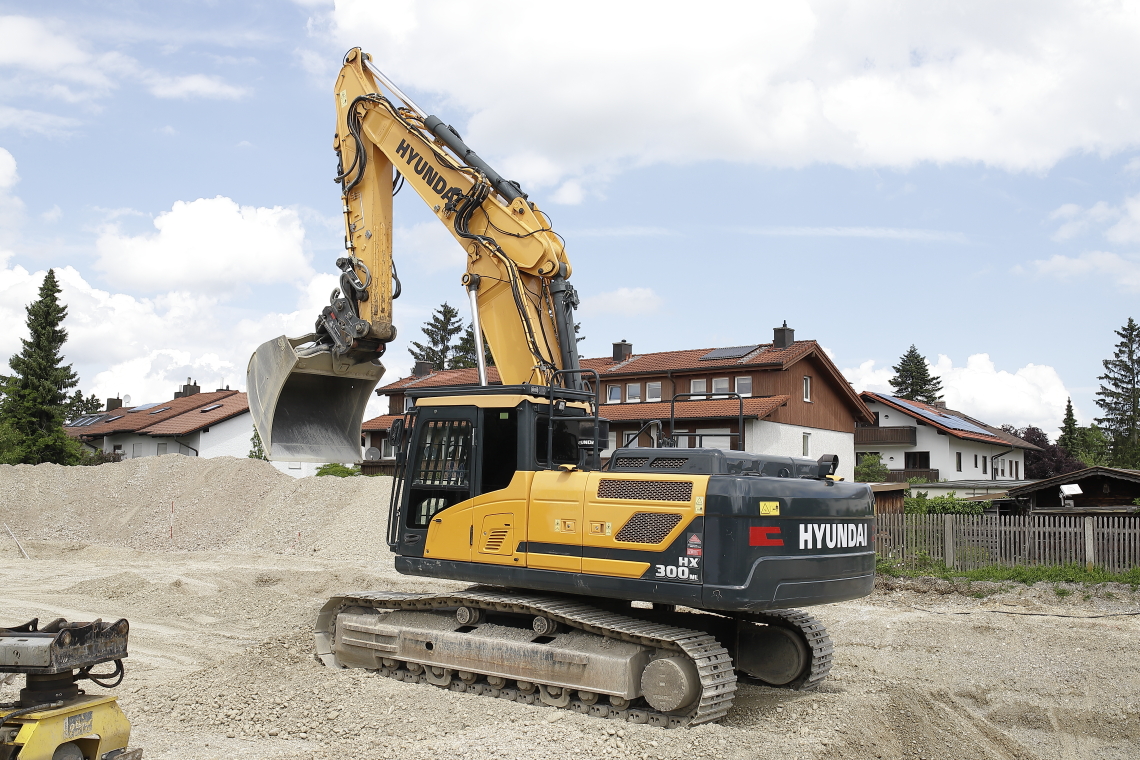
[855,426,917,446]
[885,468,939,483]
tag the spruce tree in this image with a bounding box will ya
[449,323,495,369]
[1057,397,1078,454]
[65,390,102,421]
[1095,317,1140,467]
[0,270,80,464]
[409,302,463,370]
[888,345,943,404]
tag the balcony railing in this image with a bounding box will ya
[855,426,917,446]
[886,468,939,483]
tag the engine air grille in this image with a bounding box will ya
[649,457,687,469]
[597,479,694,502]
[483,529,509,553]
[615,512,683,543]
[613,456,649,469]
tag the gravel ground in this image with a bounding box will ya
[2,459,1138,759]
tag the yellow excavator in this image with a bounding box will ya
[247,48,875,727]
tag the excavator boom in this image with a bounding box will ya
[248,48,582,462]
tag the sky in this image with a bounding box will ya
[1,1,1139,433]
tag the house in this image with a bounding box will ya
[1006,467,1140,515]
[856,392,1042,483]
[65,379,322,478]
[365,323,874,480]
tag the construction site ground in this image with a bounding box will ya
[1,456,1137,760]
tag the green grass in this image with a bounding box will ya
[876,555,1140,586]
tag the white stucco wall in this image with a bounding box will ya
[858,400,1027,481]
[746,420,856,482]
[199,413,254,458]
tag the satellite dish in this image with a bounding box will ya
[365,447,382,461]
[123,395,132,405]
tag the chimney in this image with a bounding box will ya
[174,377,200,398]
[773,321,794,349]
[612,340,633,363]
[931,401,947,409]
[106,397,123,412]
[413,361,435,377]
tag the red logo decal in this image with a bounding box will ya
[749,526,784,547]
[686,547,703,556]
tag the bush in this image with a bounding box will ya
[854,453,888,482]
[316,463,360,477]
[904,490,987,515]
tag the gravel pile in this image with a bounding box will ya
[0,457,392,559]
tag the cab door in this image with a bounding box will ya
[412,406,477,562]
[526,469,589,572]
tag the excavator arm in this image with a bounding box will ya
[247,48,584,463]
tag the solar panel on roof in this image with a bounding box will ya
[148,406,172,414]
[129,402,160,412]
[105,415,123,422]
[200,404,222,412]
[888,396,994,436]
[699,345,760,362]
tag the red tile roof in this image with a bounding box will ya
[363,414,403,432]
[67,390,240,439]
[374,340,871,425]
[861,392,1041,450]
[598,395,791,422]
[137,393,249,437]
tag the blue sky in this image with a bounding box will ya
[1,1,1139,432]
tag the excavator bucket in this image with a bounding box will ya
[246,335,385,464]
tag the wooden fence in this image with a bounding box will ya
[875,514,1140,573]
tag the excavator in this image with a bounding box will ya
[247,48,875,728]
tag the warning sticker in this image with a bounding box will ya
[759,501,780,516]
[65,710,93,739]
[686,547,703,557]
[687,533,702,545]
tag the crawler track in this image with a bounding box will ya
[734,608,834,690]
[318,589,737,727]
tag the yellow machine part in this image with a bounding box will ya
[423,467,710,581]
[0,696,133,760]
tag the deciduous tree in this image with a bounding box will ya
[888,345,943,404]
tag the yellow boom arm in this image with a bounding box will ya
[246,48,583,462]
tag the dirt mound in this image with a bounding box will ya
[0,456,392,559]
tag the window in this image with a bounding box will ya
[974,454,978,469]
[624,431,640,447]
[904,451,930,469]
[626,383,641,402]
[111,444,123,454]
[607,385,622,403]
[200,404,222,413]
[803,376,812,402]
[711,377,729,397]
[1000,459,1005,477]
[157,443,168,455]
[132,443,143,458]
[288,461,301,470]
[481,409,518,492]
[956,452,962,472]
[1013,461,1019,480]
[404,396,415,412]
[982,457,988,474]
[646,382,662,402]
[381,435,394,458]
[690,379,707,399]
[735,376,752,397]
[802,432,810,456]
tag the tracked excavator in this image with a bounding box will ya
[247,48,875,727]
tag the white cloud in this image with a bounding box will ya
[142,72,247,100]
[1048,195,1140,242]
[932,354,1071,433]
[1032,251,1140,293]
[0,148,16,188]
[94,196,312,295]
[0,261,338,404]
[0,15,249,120]
[580,287,663,317]
[40,205,61,223]
[327,1,1140,193]
[395,221,465,273]
[843,352,1073,434]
